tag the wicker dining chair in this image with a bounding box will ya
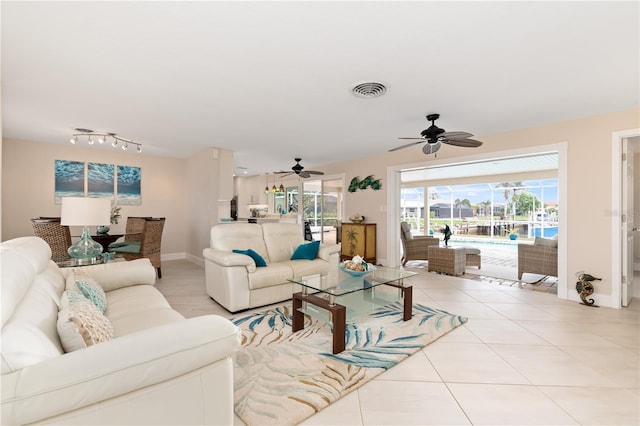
[123,216,152,243]
[110,217,165,278]
[31,217,72,262]
[400,221,440,266]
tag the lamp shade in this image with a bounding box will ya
[61,197,111,226]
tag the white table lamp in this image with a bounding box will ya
[61,197,111,263]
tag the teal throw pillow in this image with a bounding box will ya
[76,278,107,314]
[233,249,267,267]
[291,240,320,260]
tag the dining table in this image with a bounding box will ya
[90,233,124,251]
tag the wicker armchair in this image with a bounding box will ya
[110,217,165,278]
[517,240,558,280]
[400,221,440,266]
[31,217,72,262]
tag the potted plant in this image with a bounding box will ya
[110,205,121,225]
[509,228,518,240]
[97,205,121,235]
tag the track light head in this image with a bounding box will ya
[71,129,142,153]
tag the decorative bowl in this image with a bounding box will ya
[339,263,376,276]
[350,216,365,223]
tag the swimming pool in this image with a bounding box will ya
[531,227,558,238]
[448,239,518,252]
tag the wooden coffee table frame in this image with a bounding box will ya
[292,281,413,354]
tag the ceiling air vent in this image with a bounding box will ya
[351,81,387,98]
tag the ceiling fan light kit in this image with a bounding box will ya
[390,113,483,155]
[70,128,143,153]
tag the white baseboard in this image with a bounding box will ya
[160,252,204,268]
[161,252,186,261]
[561,290,614,309]
[160,252,204,267]
[185,253,204,267]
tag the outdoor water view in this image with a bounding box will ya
[401,179,559,242]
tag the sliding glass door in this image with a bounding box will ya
[302,177,343,244]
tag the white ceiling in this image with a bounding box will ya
[2,2,638,176]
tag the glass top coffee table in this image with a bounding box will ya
[288,266,417,354]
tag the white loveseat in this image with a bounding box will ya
[203,222,341,312]
[1,237,240,426]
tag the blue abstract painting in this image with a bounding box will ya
[117,165,141,205]
[88,163,115,200]
[55,160,85,203]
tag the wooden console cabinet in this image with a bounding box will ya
[340,222,376,264]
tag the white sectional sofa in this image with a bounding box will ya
[203,222,341,312]
[1,237,240,426]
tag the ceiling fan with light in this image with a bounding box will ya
[274,158,324,178]
[389,113,483,155]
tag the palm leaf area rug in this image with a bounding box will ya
[230,301,467,426]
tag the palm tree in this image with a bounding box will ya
[477,200,491,217]
[510,181,525,218]
[454,198,471,220]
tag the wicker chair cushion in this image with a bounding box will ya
[400,222,413,240]
[109,242,141,253]
[534,237,558,248]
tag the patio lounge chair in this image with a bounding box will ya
[517,237,558,280]
[400,221,440,266]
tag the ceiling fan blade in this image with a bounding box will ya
[439,131,473,139]
[299,171,311,178]
[398,137,425,140]
[389,140,425,152]
[306,170,324,175]
[274,171,293,176]
[441,138,483,148]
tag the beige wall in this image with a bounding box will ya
[2,138,189,256]
[2,140,234,262]
[318,109,640,307]
[3,109,639,306]
[185,147,234,262]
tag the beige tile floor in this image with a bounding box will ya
[155,260,640,425]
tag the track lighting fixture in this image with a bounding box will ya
[70,128,142,153]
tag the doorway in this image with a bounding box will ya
[387,143,568,299]
[612,130,640,308]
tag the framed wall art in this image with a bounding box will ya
[116,165,141,205]
[54,159,85,203]
[88,162,115,200]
